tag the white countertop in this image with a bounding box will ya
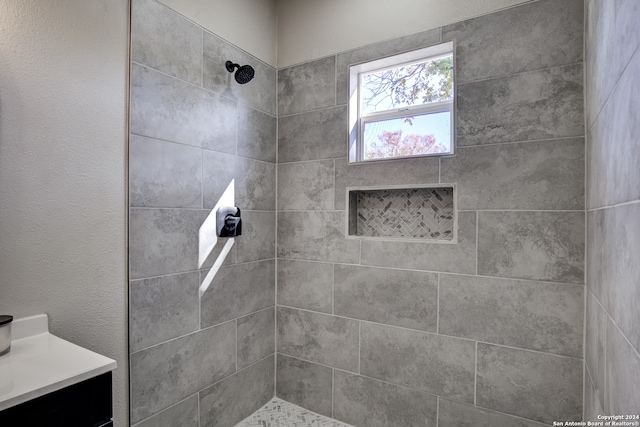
[0,314,117,411]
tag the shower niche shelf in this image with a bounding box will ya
[346,184,456,242]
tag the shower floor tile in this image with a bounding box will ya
[235,398,353,427]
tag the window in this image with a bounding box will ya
[348,42,454,162]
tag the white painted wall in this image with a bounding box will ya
[0,1,129,425]
[277,0,533,68]
[157,0,278,67]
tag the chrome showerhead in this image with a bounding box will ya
[225,60,255,84]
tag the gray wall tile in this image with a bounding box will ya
[203,32,276,116]
[201,260,275,328]
[334,265,437,332]
[202,150,276,211]
[278,106,347,163]
[129,135,202,208]
[276,355,333,417]
[457,64,584,146]
[131,0,202,85]
[277,211,360,264]
[336,28,441,105]
[131,64,236,154]
[278,160,335,210]
[237,307,275,370]
[236,210,275,263]
[441,138,585,210]
[439,274,583,357]
[443,0,583,83]
[334,155,440,210]
[586,209,606,305]
[585,290,606,408]
[278,56,336,116]
[133,394,199,427]
[360,210,476,274]
[129,208,207,279]
[585,0,640,129]
[584,365,604,423]
[476,343,582,423]
[333,371,437,427]
[478,211,585,283]
[438,399,548,427]
[130,272,200,352]
[277,307,359,372]
[199,355,274,427]
[360,323,475,402]
[587,50,640,209]
[130,321,236,424]
[277,259,333,314]
[604,317,640,414]
[237,105,277,163]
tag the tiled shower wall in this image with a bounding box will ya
[128,0,276,425]
[584,0,640,419]
[275,0,586,425]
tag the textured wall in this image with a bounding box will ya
[276,0,533,68]
[275,0,585,425]
[584,0,640,419]
[128,0,276,425]
[0,1,129,425]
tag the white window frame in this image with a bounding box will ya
[348,41,455,163]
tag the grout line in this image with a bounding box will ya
[474,341,478,406]
[436,273,440,334]
[457,208,585,213]
[332,368,335,418]
[332,264,335,315]
[436,396,439,427]
[475,211,479,275]
[455,135,585,149]
[235,319,239,373]
[333,159,337,210]
[358,321,361,374]
[588,198,640,213]
[197,391,201,427]
[278,103,346,119]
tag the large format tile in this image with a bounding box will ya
[586,209,606,305]
[457,64,584,146]
[438,399,547,427]
[441,138,584,210]
[278,160,334,210]
[237,105,277,163]
[333,371,437,427]
[605,317,640,414]
[237,307,275,370]
[334,265,437,332]
[585,0,640,129]
[133,394,199,427]
[129,208,207,279]
[478,211,585,283]
[360,211,476,274]
[277,307,359,372]
[277,211,360,264]
[236,210,275,263]
[129,135,202,208]
[587,50,640,209]
[131,0,202,85]
[278,106,347,163]
[277,259,333,314]
[439,274,583,357]
[202,150,276,211]
[334,156,440,210]
[476,343,582,423]
[203,32,276,115]
[443,0,583,84]
[201,260,275,327]
[199,355,274,427]
[276,355,333,417]
[278,56,336,116]
[585,290,606,407]
[130,271,200,352]
[131,64,236,153]
[584,365,604,423]
[130,322,236,424]
[335,28,441,105]
[360,323,475,402]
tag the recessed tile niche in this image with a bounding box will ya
[347,185,455,241]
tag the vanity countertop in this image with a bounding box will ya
[0,314,116,411]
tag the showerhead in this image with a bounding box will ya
[225,60,255,84]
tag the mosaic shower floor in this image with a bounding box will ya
[235,398,353,427]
